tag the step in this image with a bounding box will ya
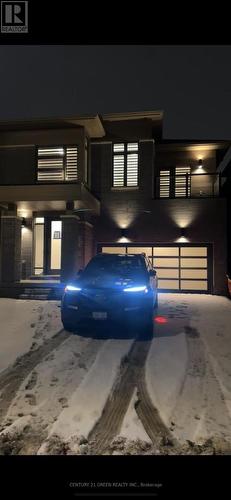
[19,294,50,300]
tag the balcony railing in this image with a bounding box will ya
[155,173,225,199]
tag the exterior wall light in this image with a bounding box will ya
[21,217,26,227]
[176,227,188,243]
[198,159,203,170]
[120,228,127,238]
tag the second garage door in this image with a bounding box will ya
[99,244,212,293]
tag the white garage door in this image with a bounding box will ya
[100,245,211,293]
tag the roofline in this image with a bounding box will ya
[101,110,163,122]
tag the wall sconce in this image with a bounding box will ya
[198,159,203,170]
[21,217,26,227]
[176,226,188,243]
[118,227,130,243]
[120,228,127,238]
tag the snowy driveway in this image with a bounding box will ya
[0,294,231,455]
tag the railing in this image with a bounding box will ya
[155,173,224,199]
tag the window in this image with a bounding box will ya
[37,146,78,182]
[113,142,139,187]
[159,166,191,198]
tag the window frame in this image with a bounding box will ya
[112,142,139,188]
[36,145,78,183]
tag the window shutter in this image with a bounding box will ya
[175,166,191,197]
[66,147,78,181]
[37,146,78,182]
[159,170,170,197]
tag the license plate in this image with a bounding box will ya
[92,312,107,320]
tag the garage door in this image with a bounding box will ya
[99,245,211,293]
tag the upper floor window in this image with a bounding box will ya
[112,142,139,188]
[37,146,78,182]
[159,166,191,198]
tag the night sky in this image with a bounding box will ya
[0,45,231,139]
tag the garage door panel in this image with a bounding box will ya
[154,257,179,268]
[181,280,208,290]
[157,269,179,278]
[181,269,207,279]
[128,247,152,255]
[158,280,180,289]
[153,247,179,256]
[180,247,207,257]
[180,258,207,268]
[102,247,126,254]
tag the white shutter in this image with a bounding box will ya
[159,170,170,198]
[66,147,78,181]
[175,166,191,197]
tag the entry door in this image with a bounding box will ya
[45,219,62,274]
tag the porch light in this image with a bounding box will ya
[21,217,26,227]
[198,159,203,170]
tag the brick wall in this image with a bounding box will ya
[0,216,22,282]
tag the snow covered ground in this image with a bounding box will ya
[146,293,231,446]
[0,294,231,455]
[0,299,62,373]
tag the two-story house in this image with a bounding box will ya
[0,111,229,298]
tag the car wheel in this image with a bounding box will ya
[142,309,154,339]
[154,294,158,310]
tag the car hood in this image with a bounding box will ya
[77,273,148,290]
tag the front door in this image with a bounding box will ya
[45,219,62,275]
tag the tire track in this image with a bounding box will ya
[88,333,172,454]
[0,328,69,422]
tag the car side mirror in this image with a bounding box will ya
[149,269,156,277]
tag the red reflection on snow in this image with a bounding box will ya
[154,316,168,324]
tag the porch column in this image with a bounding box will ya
[0,216,22,283]
[60,215,83,282]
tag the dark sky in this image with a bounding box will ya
[0,45,231,139]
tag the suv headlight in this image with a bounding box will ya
[123,286,148,293]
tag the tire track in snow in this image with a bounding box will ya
[0,328,69,422]
[88,334,171,454]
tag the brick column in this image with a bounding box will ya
[60,215,83,283]
[0,216,22,283]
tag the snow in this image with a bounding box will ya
[38,338,133,453]
[119,388,152,443]
[0,299,62,373]
[146,293,231,444]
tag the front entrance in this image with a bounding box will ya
[34,217,62,276]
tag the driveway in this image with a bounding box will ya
[0,294,230,455]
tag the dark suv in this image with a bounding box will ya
[61,253,158,331]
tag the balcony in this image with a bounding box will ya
[155,173,225,199]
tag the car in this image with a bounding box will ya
[61,252,158,332]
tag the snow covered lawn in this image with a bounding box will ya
[146,293,231,446]
[0,299,62,373]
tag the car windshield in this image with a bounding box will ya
[81,255,146,279]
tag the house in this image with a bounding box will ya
[0,111,229,298]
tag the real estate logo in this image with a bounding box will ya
[1,1,28,32]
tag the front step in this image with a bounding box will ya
[18,287,57,300]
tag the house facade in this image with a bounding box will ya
[0,111,229,297]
